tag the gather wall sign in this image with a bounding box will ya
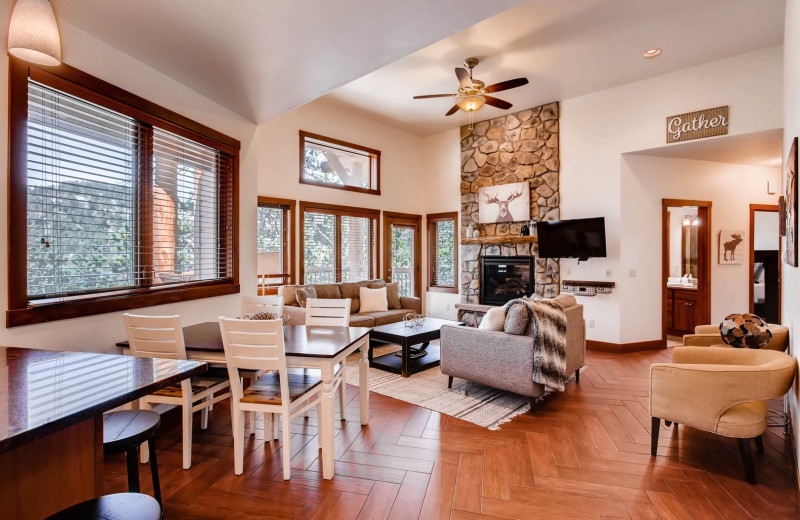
[666,106,729,143]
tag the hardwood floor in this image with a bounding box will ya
[104,349,799,519]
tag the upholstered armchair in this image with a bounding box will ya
[683,323,789,350]
[650,347,797,484]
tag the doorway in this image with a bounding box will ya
[383,212,422,298]
[662,199,712,343]
[749,204,781,323]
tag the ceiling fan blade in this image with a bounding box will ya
[484,95,513,110]
[413,94,457,99]
[455,67,472,88]
[445,104,460,116]
[485,77,529,93]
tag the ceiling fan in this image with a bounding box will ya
[413,57,529,116]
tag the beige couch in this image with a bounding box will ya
[439,294,585,412]
[279,279,422,327]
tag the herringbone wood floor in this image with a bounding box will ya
[104,348,799,519]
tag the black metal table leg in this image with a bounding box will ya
[126,447,140,493]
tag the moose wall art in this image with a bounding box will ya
[719,230,745,264]
[478,181,531,224]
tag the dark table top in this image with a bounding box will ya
[370,317,463,340]
[117,323,372,359]
[0,347,206,452]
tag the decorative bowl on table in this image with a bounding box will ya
[403,313,425,328]
[243,312,291,324]
[719,313,772,349]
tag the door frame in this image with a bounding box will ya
[383,211,422,299]
[662,199,712,345]
[748,204,781,320]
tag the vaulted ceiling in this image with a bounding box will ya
[322,0,786,135]
[53,0,526,123]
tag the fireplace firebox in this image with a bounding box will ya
[479,256,534,305]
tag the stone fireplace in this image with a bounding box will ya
[459,101,561,313]
[480,255,534,305]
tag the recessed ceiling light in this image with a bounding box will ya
[643,48,661,58]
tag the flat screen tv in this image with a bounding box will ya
[536,217,607,261]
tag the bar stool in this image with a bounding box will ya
[45,493,161,520]
[104,410,162,506]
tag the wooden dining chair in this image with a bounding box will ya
[305,298,350,420]
[123,313,232,469]
[242,295,283,317]
[219,317,322,479]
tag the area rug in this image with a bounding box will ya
[345,344,532,430]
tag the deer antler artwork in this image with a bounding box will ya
[481,183,527,223]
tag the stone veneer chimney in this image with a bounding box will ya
[459,101,561,303]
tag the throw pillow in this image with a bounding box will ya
[504,302,530,335]
[371,281,401,309]
[295,285,317,308]
[478,307,507,331]
[359,287,389,313]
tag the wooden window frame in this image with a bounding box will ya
[299,201,380,284]
[299,131,381,195]
[7,58,240,327]
[426,212,459,294]
[383,212,422,298]
[257,196,296,287]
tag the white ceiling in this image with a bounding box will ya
[631,129,784,168]
[322,0,786,136]
[52,0,526,123]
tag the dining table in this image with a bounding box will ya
[0,346,206,520]
[116,322,372,480]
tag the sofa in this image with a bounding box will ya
[279,279,422,327]
[439,294,585,411]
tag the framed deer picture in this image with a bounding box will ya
[719,230,745,264]
[785,137,798,267]
[478,182,530,224]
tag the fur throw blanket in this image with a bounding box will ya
[504,298,568,391]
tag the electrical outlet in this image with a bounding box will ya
[629,268,636,277]
[446,303,451,311]
[605,268,612,277]
[588,319,596,329]
[565,266,572,276]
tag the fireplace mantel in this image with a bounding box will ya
[461,235,538,245]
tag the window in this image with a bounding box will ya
[427,212,458,293]
[8,60,240,326]
[299,131,380,195]
[300,202,379,284]
[257,196,295,291]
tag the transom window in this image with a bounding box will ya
[299,131,380,195]
[8,60,239,326]
[300,202,379,284]
[427,212,458,293]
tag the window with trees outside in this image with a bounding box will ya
[7,59,239,326]
[427,212,458,293]
[299,131,380,195]
[300,202,379,284]
[257,197,295,291]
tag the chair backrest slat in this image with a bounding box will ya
[124,314,186,360]
[305,298,350,327]
[219,317,287,373]
[242,295,283,317]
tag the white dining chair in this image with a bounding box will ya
[219,316,322,479]
[305,298,350,420]
[242,295,283,317]
[123,313,232,469]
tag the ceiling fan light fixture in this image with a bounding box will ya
[457,95,485,113]
[643,48,661,58]
[7,0,62,66]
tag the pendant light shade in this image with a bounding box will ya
[457,95,485,113]
[7,0,61,66]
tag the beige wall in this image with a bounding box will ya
[782,0,800,481]
[0,14,259,352]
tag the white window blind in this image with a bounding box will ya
[304,211,336,284]
[27,80,139,299]
[25,79,234,302]
[303,208,377,284]
[340,215,372,282]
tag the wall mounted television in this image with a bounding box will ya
[536,217,607,261]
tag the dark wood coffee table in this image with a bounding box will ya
[369,317,463,377]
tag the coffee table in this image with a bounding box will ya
[369,317,463,377]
